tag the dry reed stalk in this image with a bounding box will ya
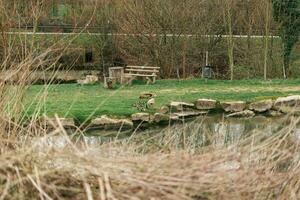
[0,119,299,199]
[0,1,299,199]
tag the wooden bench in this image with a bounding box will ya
[123,66,160,84]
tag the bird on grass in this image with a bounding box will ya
[133,98,155,112]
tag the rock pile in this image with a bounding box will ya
[274,95,300,113]
[28,95,300,133]
[226,110,255,118]
[77,75,98,85]
[221,101,246,113]
[249,99,273,113]
[27,117,76,132]
[140,92,157,99]
[170,101,195,112]
[195,99,217,110]
[131,113,151,122]
[89,115,133,130]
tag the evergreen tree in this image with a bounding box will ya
[272,0,300,78]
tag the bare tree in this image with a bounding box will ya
[222,0,235,80]
[264,0,271,80]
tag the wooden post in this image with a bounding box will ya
[206,51,209,66]
[108,67,124,83]
[153,75,156,84]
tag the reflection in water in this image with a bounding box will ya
[157,115,290,147]
[28,115,296,150]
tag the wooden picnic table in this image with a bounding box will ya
[124,66,160,84]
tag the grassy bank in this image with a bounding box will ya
[23,79,300,122]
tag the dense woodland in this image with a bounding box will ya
[0,0,299,79]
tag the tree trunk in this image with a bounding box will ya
[283,55,290,79]
[182,38,187,79]
[223,1,234,81]
[263,0,270,81]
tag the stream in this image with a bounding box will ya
[26,114,300,151]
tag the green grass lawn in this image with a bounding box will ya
[24,79,300,122]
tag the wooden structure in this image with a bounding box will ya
[104,65,160,87]
[124,66,160,84]
[109,67,124,83]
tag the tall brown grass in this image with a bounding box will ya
[0,112,300,199]
[0,36,300,199]
[0,3,300,199]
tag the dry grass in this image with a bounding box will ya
[0,42,300,200]
[0,10,300,200]
[0,53,299,200]
[0,114,299,199]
